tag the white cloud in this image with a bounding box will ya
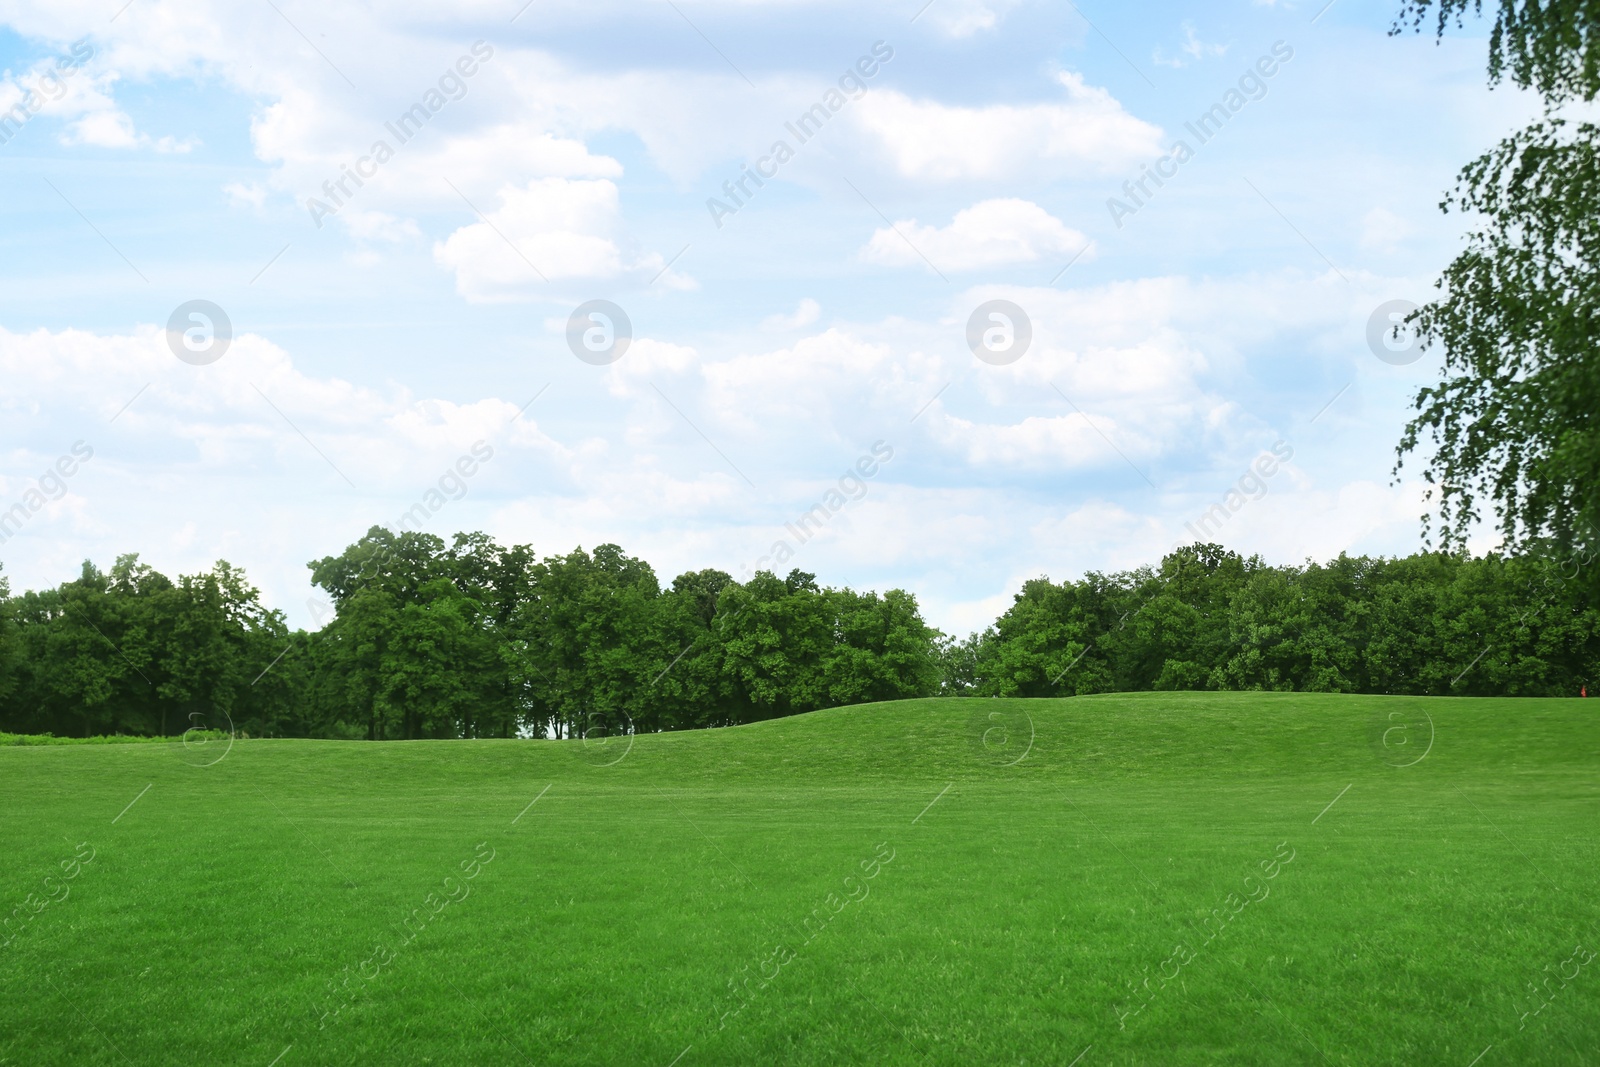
[603,338,700,399]
[223,181,268,210]
[343,209,423,244]
[855,73,1164,181]
[860,198,1089,272]
[432,177,686,301]
[761,299,821,331]
[61,107,196,152]
[1153,22,1230,68]
[0,9,1157,253]
[0,57,190,152]
[919,0,1024,37]
[0,323,561,489]
[936,410,1152,468]
[699,328,909,441]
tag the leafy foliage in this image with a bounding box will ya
[1,535,1593,739]
[0,531,943,739]
[1394,0,1600,104]
[1394,1,1600,571]
[963,544,1598,698]
[1397,120,1600,561]
[2,555,297,738]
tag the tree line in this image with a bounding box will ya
[0,530,1593,740]
[950,542,1597,699]
[0,528,939,740]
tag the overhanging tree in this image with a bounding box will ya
[1394,1,1600,575]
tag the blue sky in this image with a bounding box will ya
[0,0,1531,634]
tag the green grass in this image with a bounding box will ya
[2,692,1597,1065]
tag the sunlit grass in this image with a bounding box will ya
[1,692,1596,1065]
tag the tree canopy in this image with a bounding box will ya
[1394,0,1600,577]
[0,534,1592,740]
[958,543,1596,698]
[0,531,944,739]
[1395,1,1600,103]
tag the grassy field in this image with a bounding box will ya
[1,692,1596,1066]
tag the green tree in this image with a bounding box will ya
[1394,1,1600,572]
[9,558,163,736]
[1098,545,1255,692]
[308,527,453,607]
[1219,559,1363,693]
[1396,1,1600,103]
[308,588,400,740]
[444,533,538,737]
[713,570,940,719]
[716,571,836,720]
[506,544,662,739]
[969,575,1115,697]
[0,555,298,738]
[379,578,494,739]
[152,561,294,738]
[0,565,15,711]
[821,587,941,706]
[646,568,740,730]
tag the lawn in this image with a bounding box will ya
[1,692,1596,1065]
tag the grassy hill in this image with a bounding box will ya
[2,693,1597,1065]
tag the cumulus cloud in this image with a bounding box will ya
[61,106,195,152]
[854,73,1164,181]
[0,6,1161,260]
[934,410,1153,468]
[0,323,556,482]
[602,338,700,399]
[0,55,190,152]
[223,181,268,210]
[860,199,1089,272]
[433,177,688,300]
[762,299,821,331]
[699,328,908,439]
